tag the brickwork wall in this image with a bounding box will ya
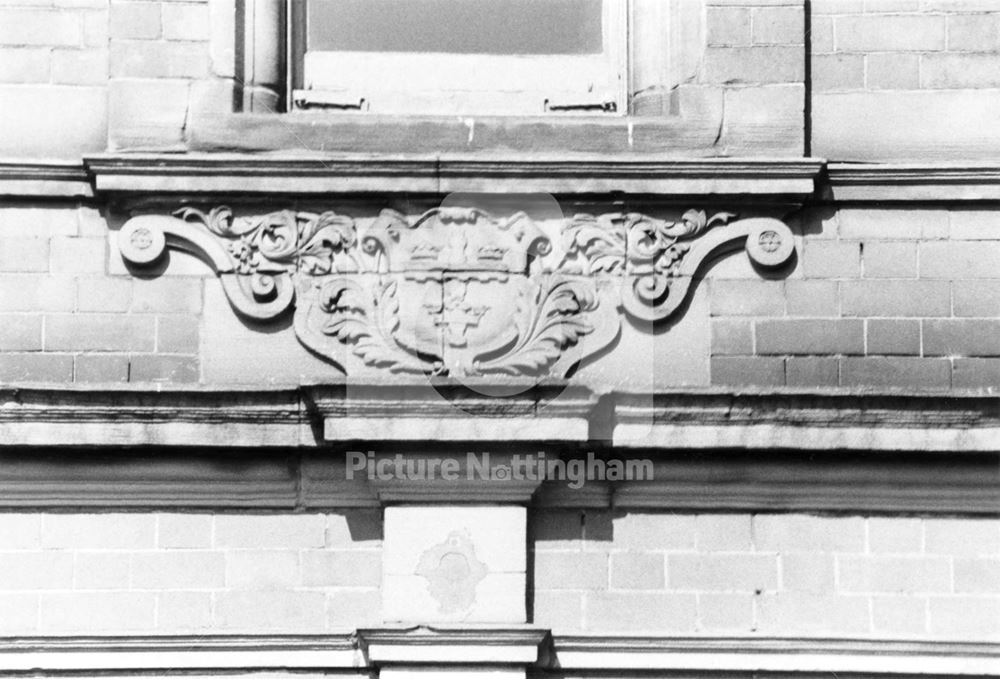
[698,0,806,155]
[5,510,995,637]
[710,208,1000,389]
[0,204,206,383]
[813,0,1000,92]
[0,511,382,633]
[532,510,1000,640]
[107,0,224,150]
[0,0,228,157]
[0,0,109,157]
[811,0,1000,160]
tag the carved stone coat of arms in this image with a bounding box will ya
[118,203,794,380]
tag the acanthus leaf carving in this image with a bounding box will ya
[473,277,597,376]
[119,204,795,379]
[176,205,360,275]
[560,214,625,275]
[318,278,436,375]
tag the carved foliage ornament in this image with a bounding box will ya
[118,206,794,378]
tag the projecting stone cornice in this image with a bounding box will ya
[0,160,93,197]
[84,153,824,195]
[0,385,998,452]
[549,636,1000,675]
[0,633,996,676]
[614,389,1000,451]
[7,158,1000,202]
[826,162,1000,201]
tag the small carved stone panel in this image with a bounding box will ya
[118,204,794,381]
[382,506,526,623]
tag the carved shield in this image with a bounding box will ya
[292,206,616,379]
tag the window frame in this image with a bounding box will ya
[191,0,769,154]
[286,0,629,116]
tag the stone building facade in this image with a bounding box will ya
[0,0,998,677]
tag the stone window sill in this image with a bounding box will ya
[188,111,718,156]
[183,90,808,155]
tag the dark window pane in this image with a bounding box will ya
[307,0,604,55]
